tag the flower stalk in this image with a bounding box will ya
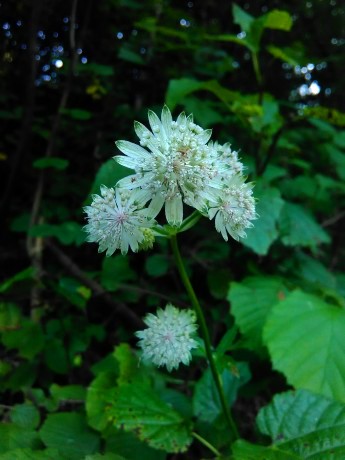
[170,234,239,440]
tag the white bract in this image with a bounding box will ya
[115,105,222,226]
[84,186,154,256]
[136,304,199,372]
[208,175,256,241]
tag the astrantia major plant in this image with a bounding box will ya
[84,105,254,444]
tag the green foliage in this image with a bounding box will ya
[263,291,345,402]
[3,0,345,458]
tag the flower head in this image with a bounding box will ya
[136,304,199,372]
[115,105,216,226]
[208,175,256,241]
[84,186,154,256]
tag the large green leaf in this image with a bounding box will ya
[278,202,330,247]
[228,276,288,351]
[105,430,166,460]
[232,440,301,459]
[257,389,345,442]
[0,424,39,454]
[193,362,250,422]
[39,412,100,459]
[263,291,345,402]
[242,186,284,255]
[109,384,193,453]
[0,448,68,460]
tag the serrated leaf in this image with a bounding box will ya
[263,290,345,402]
[228,276,288,351]
[193,362,250,422]
[86,372,118,431]
[109,384,193,453]
[242,186,284,255]
[105,430,166,460]
[278,202,330,247]
[232,439,302,459]
[257,389,345,443]
[40,413,100,459]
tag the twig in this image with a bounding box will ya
[322,210,345,228]
[46,239,144,329]
[27,0,79,309]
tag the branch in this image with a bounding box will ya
[46,240,144,329]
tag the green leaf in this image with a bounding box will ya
[145,254,170,277]
[267,43,306,66]
[86,371,118,431]
[109,384,193,453]
[264,10,293,31]
[85,454,125,460]
[88,159,132,199]
[0,268,34,294]
[62,108,92,120]
[242,186,284,255]
[0,302,21,330]
[232,439,302,460]
[2,321,45,359]
[40,412,100,459]
[57,277,91,309]
[105,430,166,460]
[118,45,145,65]
[165,78,239,111]
[50,384,87,405]
[278,202,330,247]
[228,276,288,351]
[29,222,85,246]
[257,389,345,442]
[10,404,40,430]
[0,448,67,460]
[0,424,40,454]
[263,290,345,402]
[193,362,250,422]
[207,268,232,299]
[232,4,254,32]
[44,338,69,374]
[32,157,69,170]
[101,255,136,291]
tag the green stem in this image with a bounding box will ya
[170,234,239,440]
[192,431,221,457]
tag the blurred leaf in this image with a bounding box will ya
[118,45,145,65]
[0,268,34,294]
[264,10,293,31]
[263,290,345,402]
[50,384,87,405]
[28,222,85,246]
[40,413,100,459]
[57,277,91,309]
[243,186,284,255]
[86,371,118,431]
[10,404,40,430]
[303,107,345,128]
[228,277,288,352]
[101,255,136,291]
[278,203,330,247]
[88,159,132,199]
[0,425,40,454]
[145,254,170,277]
[105,430,166,460]
[0,448,67,460]
[207,268,232,299]
[232,4,254,32]
[44,339,69,374]
[62,108,92,120]
[32,157,69,170]
[2,321,45,359]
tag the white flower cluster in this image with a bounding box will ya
[115,105,256,239]
[136,304,198,372]
[84,186,154,256]
[85,106,256,255]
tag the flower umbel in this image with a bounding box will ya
[136,304,199,372]
[115,105,215,226]
[84,186,154,256]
